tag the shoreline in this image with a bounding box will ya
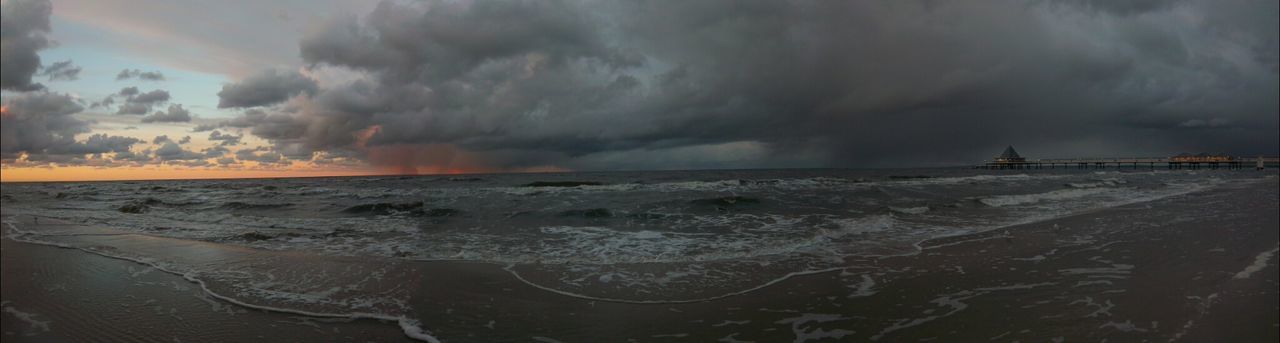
[3,177,1277,341]
[1,229,417,341]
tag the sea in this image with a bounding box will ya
[0,167,1270,340]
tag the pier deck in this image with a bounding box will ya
[978,157,1280,170]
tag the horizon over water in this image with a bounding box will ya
[3,167,1273,340]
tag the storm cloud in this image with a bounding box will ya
[216,69,317,108]
[141,104,193,123]
[1,0,53,91]
[1,92,143,161]
[209,0,1277,171]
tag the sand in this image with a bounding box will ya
[2,177,1277,341]
[0,233,414,342]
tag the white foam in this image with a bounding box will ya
[1232,245,1278,279]
[1059,264,1133,277]
[1069,296,1115,318]
[870,282,1055,340]
[1,301,52,335]
[3,221,441,343]
[888,206,930,214]
[503,264,846,304]
[711,319,751,327]
[847,274,877,298]
[717,333,752,343]
[1099,320,1148,332]
[979,188,1117,207]
[1011,255,1046,263]
[775,313,854,343]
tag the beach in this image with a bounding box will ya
[2,171,1277,341]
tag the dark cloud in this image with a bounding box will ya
[46,134,141,155]
[202,145,230,158]
[39,60,81,82]
[1,92,142,162]
[111,149,153,163]
[153,141,203,161]
[216,69,317,108]
[1056,0,1179,16]
[1,92,87,157]
[141,104,193,123]
[234,147,285,164]
[82,0,1280,170]
[119,86,140,97]
[116,69,166,81]
[108,87,171,115]
[0,0,53,91]
[207,130,242,146]
[191,123,218,132]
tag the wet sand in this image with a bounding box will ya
[0,233,414,342]
[2,177,1277,341]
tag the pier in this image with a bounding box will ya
[977,146,1280,170]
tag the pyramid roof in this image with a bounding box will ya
[999,146,1022,159]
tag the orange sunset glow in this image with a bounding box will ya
[0,165,387,182]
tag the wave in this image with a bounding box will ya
[1,221,442,343]
[496,177,857,196]
[522,181,603,187]
[689,196,762,207]
[341,202,423,215]
[558,208,613,218]
[887,206,930,214]
[339,202,461,218]
[978,188,1117,207]
[1065,177,1127,188]
[219,202,294,211]
[119,197,165,213]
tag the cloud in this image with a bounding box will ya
[202,145,229,158]
[1,92,87,157]
[153,141,203,161]
[1055,0,1179,16]
[141,104,192,123]
[1,91,142,161]
[216,68,317,108]
[1178,118,1234,128]
[46,133,141,155]
[234,147,285,164]
[115,68,166,81]
[1,0,53,91]
[111,149,152,163]
[106,87,171,114]
[215,0,1274,170]
[40,60,81,82]
[207,130,242,146]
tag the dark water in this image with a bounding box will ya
[1,168,1269,340]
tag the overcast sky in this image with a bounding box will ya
[2,0,1277,178]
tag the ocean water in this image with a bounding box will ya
[0,168,1267,340]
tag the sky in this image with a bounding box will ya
[1,0,1277,182]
